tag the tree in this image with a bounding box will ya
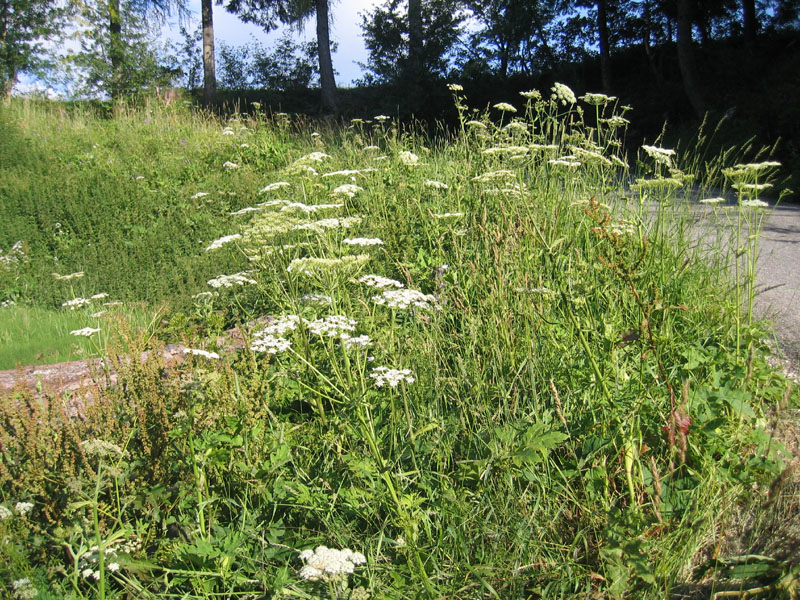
[224,0,337,111]
[202,0,216,102]
[0,0,71,96]
[462,0,568,77]
[68,1,183,98]
[71,0,187,100]
[676,0,706,116]
[361,0,465,83]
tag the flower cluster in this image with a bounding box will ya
[282,202,343,214]
[370,366,415,388]
[78,537,140,582]
[298,546,366,581]
[205,234,241,251]
[62,297,91,309]
[251,332,292,354]
[359,274,404,289]
[398,150,420,166]
[424,179,449,189]
[70,327,100,337]
[287,254,370,275]
[343,237,383,246]
[580,92,616,106]
[331,184,364,198]
[260,181,291,193]
[0,502,34,520]
[493,102,517,112]
[641,145,676,167]
[551,82,576,105]
[207,272,257,288]
[12,578,38,600]
[472,169,516,183]
[183,348,220,360]
[52,270,84,281]
[80,439,125,458]
[307,315,358,338]
[293,216,363,232]
[372,289,438,310]
[0,241,26,269]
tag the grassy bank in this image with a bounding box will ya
[0,89,797,599]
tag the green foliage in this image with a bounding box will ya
[359,0,465,84]
[0,0,71,95]
[0,87,798,599]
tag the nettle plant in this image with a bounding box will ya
[1,86,795,599]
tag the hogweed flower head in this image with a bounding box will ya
[447,83,463,91]
[251,333,291,354]
[298,293,333,305]
[580,92,616,106]
[331,184,364,198]
[370,366,415,388]
[359,274,404,289]
[298,546,366,582]
[700,197,726,205]
[260,182,291,193]
[205,234,241,251]
[62,297,91,309]
[344,335,373,349]
[12,578,38,600]
[223,161,239,170]
[740,199,769,208]
[307,315,357,338]
[372,289,438,310]
[80,439,125,458]
[424,179,449,189]
[343,237,383,246]
[493,102,517,112]
[70,327,100,337]
[551,82,576,105]
[520,89,542,100]
[183,348,220,360]
[207,272,257,288]
[14,502,33,516]
[0,505,11,519]
[399,150,420,165]
[322,169,362,178]
[53,271,85,281]
[264,314,306,336]
[641,145,676,167]
[472,169,516,183]
[297,152,331,163]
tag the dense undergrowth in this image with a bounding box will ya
[0,87,798,599]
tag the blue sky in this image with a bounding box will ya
[173,0,381,86]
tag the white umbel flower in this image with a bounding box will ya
[307,315,357,338]
[372,289,438,310]
[183,348,220,360]
[359,274,404,289]
[70,327,100,337]
[370,366,415,388]
[297,546,367,582]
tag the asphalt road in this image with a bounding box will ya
[749,202,800,361]
[685,200,800,365]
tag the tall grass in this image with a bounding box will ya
[0,89,796,600]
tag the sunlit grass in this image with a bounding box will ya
[0,91,796,600]
[0,303,164,369]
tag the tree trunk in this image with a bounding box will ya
[742,0,757,46]
[676,0,705,117]
[597,0,612,92]
[315,0,337,112]
[202,0,217,105]
[408,0,423,76]
[108,0,123,100]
